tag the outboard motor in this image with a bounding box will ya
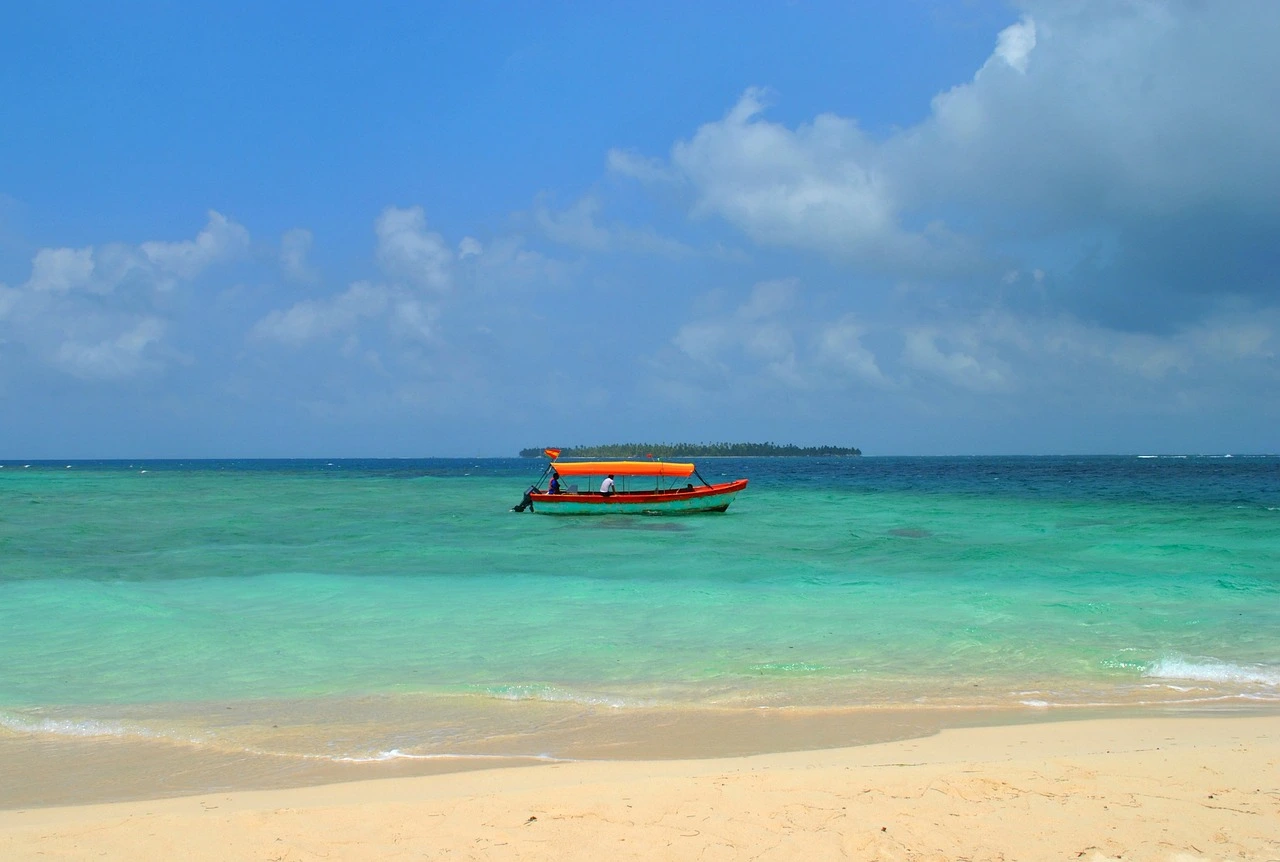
[512,485,537,513]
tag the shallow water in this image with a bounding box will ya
[2,456,1278,801]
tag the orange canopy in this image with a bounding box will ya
[550,460,695,478]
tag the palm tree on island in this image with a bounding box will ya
[519,442,861,458]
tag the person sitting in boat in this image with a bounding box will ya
[548,471,561,494]
[600,474,616,495]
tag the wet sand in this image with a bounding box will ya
[1,703,982,808]
[3,713,1277,860]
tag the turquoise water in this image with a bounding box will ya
[2,456,1278,762]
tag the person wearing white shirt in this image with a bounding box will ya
[600,474,616,495]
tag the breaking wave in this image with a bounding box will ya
[1143,657,1280,689]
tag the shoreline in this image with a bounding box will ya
[3,712,1276,860]
[4,700,1277,810]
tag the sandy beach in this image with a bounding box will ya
[2,713,1277,861]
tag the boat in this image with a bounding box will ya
[512,450,747,515]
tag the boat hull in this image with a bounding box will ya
[528,479,747,515]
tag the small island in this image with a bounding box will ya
[519,442,861,458]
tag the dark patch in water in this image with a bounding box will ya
[888,528,931,539]
[1216,578,1264,593]
[588,519,690,532]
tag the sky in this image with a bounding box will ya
[2,0,1278,457]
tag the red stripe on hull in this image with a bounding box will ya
[530,479,748,510]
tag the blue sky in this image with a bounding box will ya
[2,1,1277,456]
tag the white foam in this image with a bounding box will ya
[1,715,571,764]
[1144,657,1280,688]
[477,684,648,709]
[328,750,566,764]
[0,712,154,740]
[748,662,827,673]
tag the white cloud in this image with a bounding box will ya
[280,228,316,282]
[0,212,250,381]
[1189,320,1273,360]
[1109,340,1189,379]
[391,298,438,342]
[534,194,691,257]
[662,279,813,391]
[649,278,902,407]
[21,211,248,298]
[902,328,1008,391]
[23,243,154,296]
[255,207,467,352]
[51,318,167,380]
[252,281,389,346]
[737,278,796,321]
[26,247,97,293]
[647,267,1280,413]
[816,316,889,387]
[0,285,18,320]
[253,206,572,355]
[535,196,611,250]
[606,148,677,184]
[375,206,453,292]
[920,307,1280,406]
[671,89,899,257]
[141,211,249,286]
[466,235,575,293]
[661,87,984,273]
[609,1,1280,316]
[993,18,1036,74]
[896,1,1280,218]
